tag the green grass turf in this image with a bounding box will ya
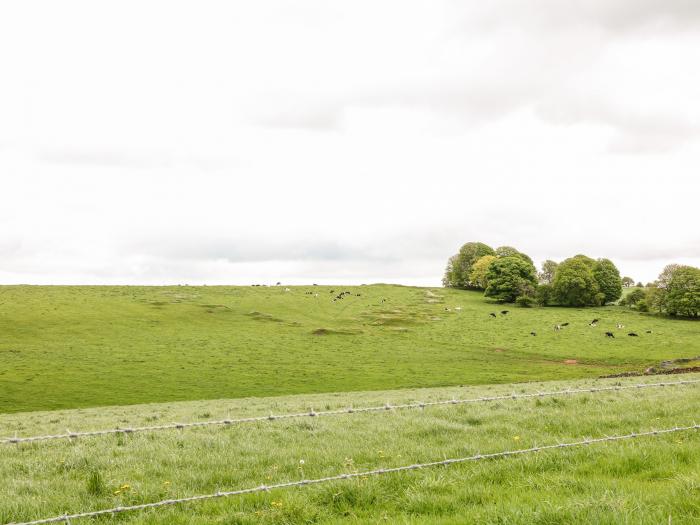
[0,284,698,413]
[2,374,699,524]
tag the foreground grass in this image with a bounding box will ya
[2,374,700,524]
[1,285,699,413]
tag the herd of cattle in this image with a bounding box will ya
[488,310,652,338]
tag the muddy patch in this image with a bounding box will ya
[312,328,361,336]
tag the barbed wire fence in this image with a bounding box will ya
[6,423,699,525]
[2,378,698,445]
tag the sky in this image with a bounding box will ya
[1,0,699,286]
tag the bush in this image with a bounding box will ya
[516,295,535,308]
[536,284,554,306]
[636,299,649,312]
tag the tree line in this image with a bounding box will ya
[442,242,699,317]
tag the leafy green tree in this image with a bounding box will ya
[592,258,622,303]
[625,288,646,307]
[552,257,604,306]
[665,266,700,318]
[469,255,497,290]
[536,283,555,306]
[442,242,495,289]
[484,256,538,303]
[538,260,558,284]
[441,255,460,288]
[621,276,634,287]
[495,246,534,266]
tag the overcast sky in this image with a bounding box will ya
[1,1,698,286]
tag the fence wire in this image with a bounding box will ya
[6,423,698,525]
[2,378,698,445]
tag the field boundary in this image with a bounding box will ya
[7,423,699,525]
[3,379,698,446]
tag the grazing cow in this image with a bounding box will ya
[616,323,624,329]
[591,318,599,324]
[628,332,638,337]
[530,331,536,336]
[605,332,615,338]
[554,324,561,331]
[356,294,361,297]
[490,313,497,318]
[501,310,509,315]
[589,322,598,327]
[561,322,569,327]
[646,330,652,334]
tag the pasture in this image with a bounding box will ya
[1,285,699,413]
[2,374,699,524]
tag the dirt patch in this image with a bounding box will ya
[564,359,578,365]
[600,366,700,378]
[246,311,285,323]
[311,328,361,336]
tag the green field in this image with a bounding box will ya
[1,285,699,414]
[2,374,699,524]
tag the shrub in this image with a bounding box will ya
[516,295,535,308]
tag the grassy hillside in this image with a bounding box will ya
[2,374,699,524]
[1,285,699,413]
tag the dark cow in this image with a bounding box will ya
[605,332,615,338]
[561,322,569,327]
[490,313,497,318]
[501,310,509,315]
[628,332,638,337]
[530,331,536,336]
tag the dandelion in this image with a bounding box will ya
[271,500,283,508]
[113,490,121,495]
[513,436,521,441]
[299,459,305,465]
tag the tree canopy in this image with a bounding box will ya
[664,265,700,318]
[551,257,604,306]
[592,258,623,304]
[468,255,497,290]
[442,242,495,289]
[484,256,538,303]
[538,260,558,284]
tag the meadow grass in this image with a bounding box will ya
[1,284,699,413]
[1,374,699,524]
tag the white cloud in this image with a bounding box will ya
[0,1,698,285]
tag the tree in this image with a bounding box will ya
[484,256,538,303]
[592,258,622,304]
[624,288,646,307]
[441,255,460,288]
[442,242,495,289]
[621,276,634,287]
[469,255,497,290]
[495,246,534,266]
[665,266,700,318]
[539,260,558,284]
[552,257,604,306]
